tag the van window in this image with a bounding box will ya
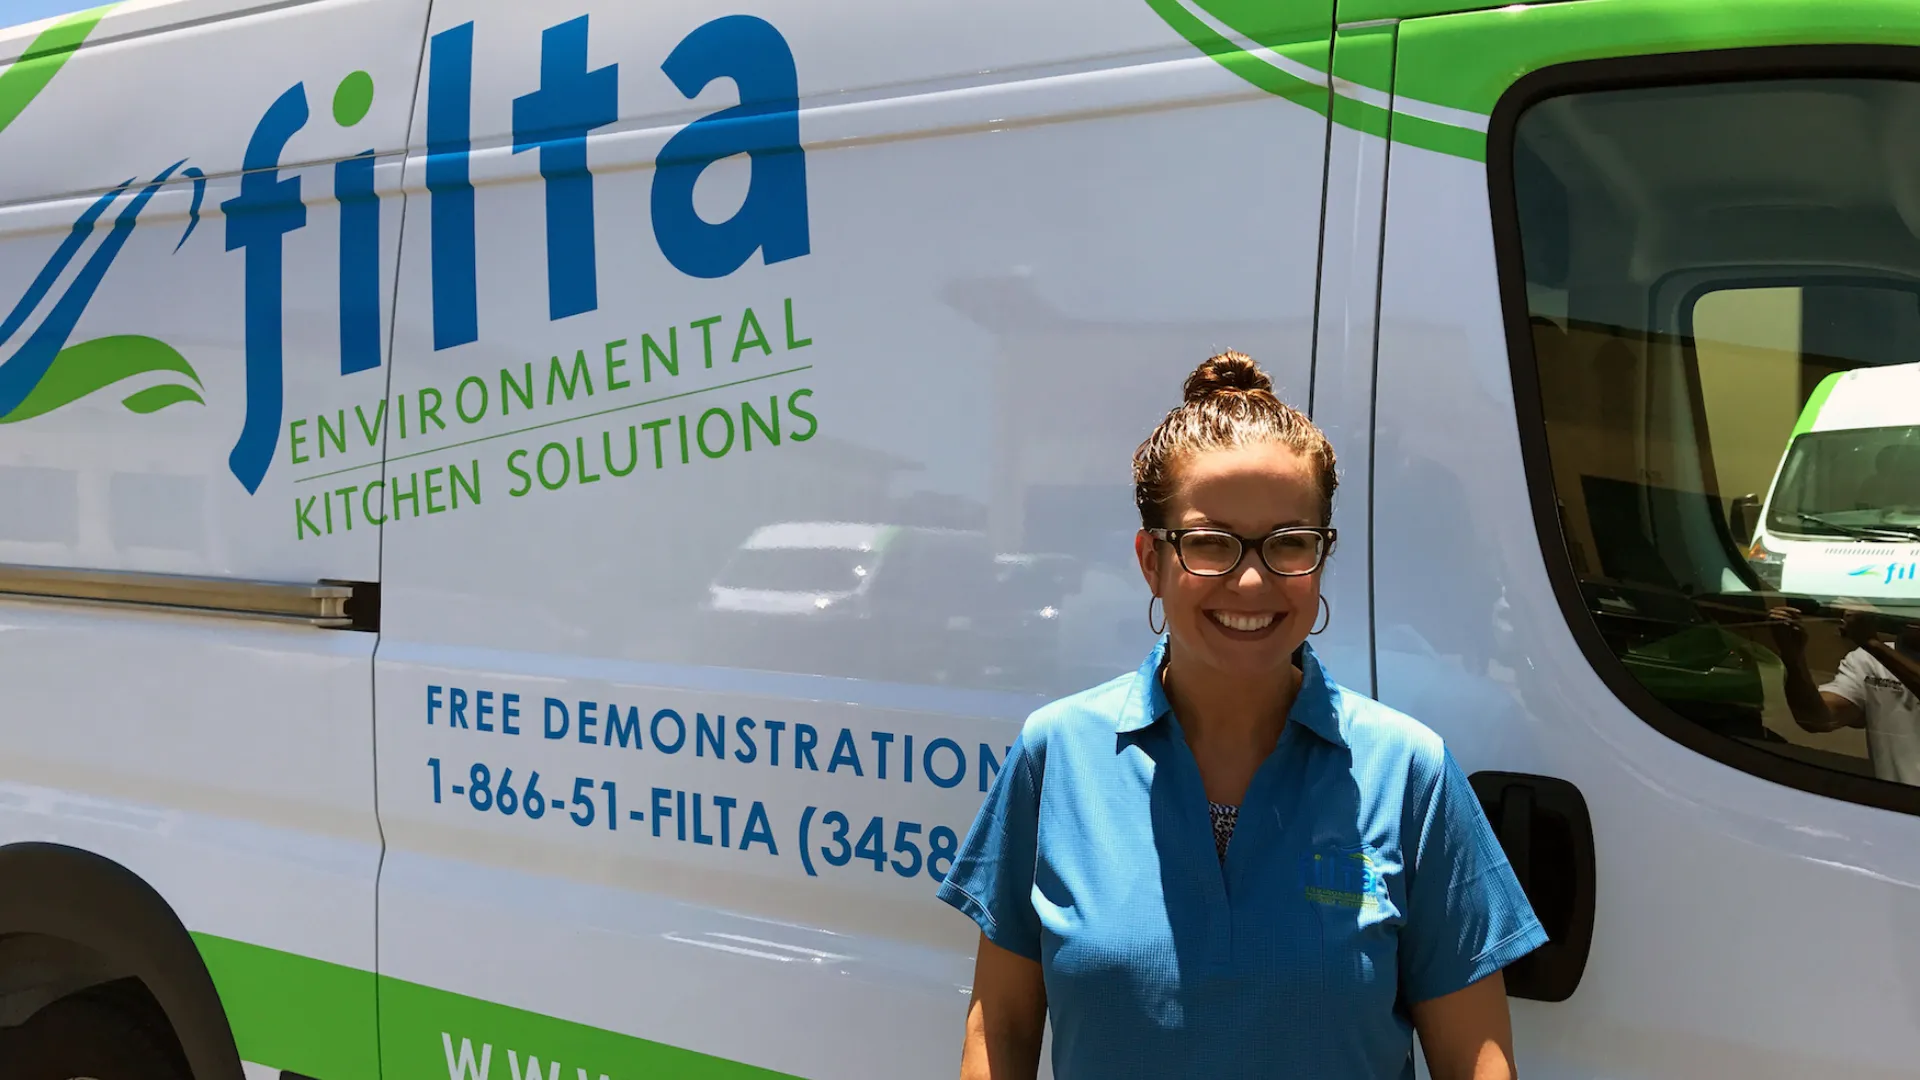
[1507,75,1920,798]
[1768,426,1920,537]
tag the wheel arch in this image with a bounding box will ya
[0,842,244,1080]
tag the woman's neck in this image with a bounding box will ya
[1162,648,1299,762]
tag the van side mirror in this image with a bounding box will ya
[1729,494,1761,549]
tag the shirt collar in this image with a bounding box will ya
[1117,636,1347,747]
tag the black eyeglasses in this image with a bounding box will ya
[1146,526,1337,577]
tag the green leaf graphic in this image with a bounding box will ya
[0,334,203,423]
[122,382,204,414]
[0,5,118,137]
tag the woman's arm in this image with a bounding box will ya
[959,933,1047,1080]
[1411,971,1518,1080]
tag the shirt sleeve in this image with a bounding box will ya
[1399,747,1547,1004]
[1820,649,1874,709]
[934,725,1045,961]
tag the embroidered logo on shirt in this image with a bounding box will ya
[1302,850,1381,910]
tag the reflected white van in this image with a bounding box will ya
[702,522,998,684]
[1748,363,1920,601]
[707,521,896,617]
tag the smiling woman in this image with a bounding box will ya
[936,351,1546,1080]
[1132,353,1338,676]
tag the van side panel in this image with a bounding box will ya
[373,1,1332,1075]
[0,1,427,1076]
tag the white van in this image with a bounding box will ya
[5,0,1920,1077]
[701,522,999,684]
[1747,362,1920,601]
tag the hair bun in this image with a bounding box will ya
[1183,350,1273,403]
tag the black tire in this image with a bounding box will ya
[6,984,194,1080]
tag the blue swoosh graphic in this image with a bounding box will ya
[0,178,133,350]
[176,164,206,252]
[0,160,182,418]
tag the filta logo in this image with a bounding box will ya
[0,6,813,499]
[1302,848,1382,911]
[1849,563,1919,586]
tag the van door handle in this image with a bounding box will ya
[1468,771,1596,1003]
[1499,782,1534,889]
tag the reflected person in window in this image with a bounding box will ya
[1856,444,1920,512]
[1772,609,1920,785]
[938,352,1545,1080]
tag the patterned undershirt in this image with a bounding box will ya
[1207,801,1239,862]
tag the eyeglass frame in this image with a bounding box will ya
[1144,525,1338,578]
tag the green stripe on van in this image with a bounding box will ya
[1330,24,1394,140]
[1142,0,1331,115]
[194,933,802,1080]
[194,933,380,1080]
[382,976,803,1080]
[1159,0,1920,162]
[0,5,117,137]
[1792,371,1844,438]
[1396,0,1920,124]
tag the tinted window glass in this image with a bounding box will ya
[1513,78,1920,789]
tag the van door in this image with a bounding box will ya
[0,0,422,1075]
[1311,19,1398,694]
[1373,2,1920,1076]
[371,0,1337,1075]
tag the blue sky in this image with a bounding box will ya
[0,0,95,31]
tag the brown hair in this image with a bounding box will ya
[1132,350,1338,528]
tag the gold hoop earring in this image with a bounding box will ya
[1310,595,1331,636]
[1148,595,1166,636]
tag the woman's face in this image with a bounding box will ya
[1136,442,1326,679]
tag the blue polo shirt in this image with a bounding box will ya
[935,639,1546,1079]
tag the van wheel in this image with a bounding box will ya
[8,984,193,1080]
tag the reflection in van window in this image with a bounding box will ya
[1512,78,1920,789]
[1768,427,1920,537]
[0,466,79,545]
[109,472,209,553]
[716,547,872,592]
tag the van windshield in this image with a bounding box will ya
[1766,425,1920,537]
[715,548,873,592]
